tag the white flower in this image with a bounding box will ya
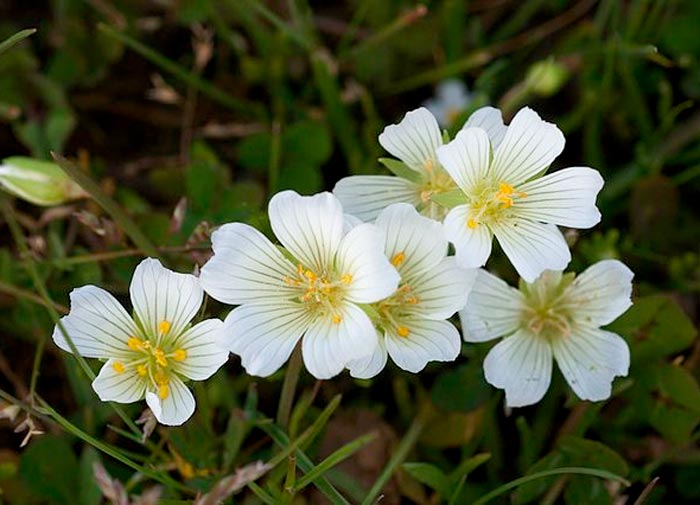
[333,106,507,221]
[347,204,476,378]
[199,190,400,380]
[461,260,633,407]
[423,79,473,128]
[437,107,604,282]
[52,258,229,426]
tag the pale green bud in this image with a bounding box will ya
[525,59,569,97]
[0,156,88,206]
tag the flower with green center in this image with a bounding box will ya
[347,204,477,378]
[437,107,604,282]
[52,258,229,426]
[199,190,400,380]
[333,106,507,221]
[461,260,633,407]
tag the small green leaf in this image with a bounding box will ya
[429,188,468,209]
[19,435,78,504]
[402,462,451,495]
[378,158,423,184]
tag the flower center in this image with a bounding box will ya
[523,306,571,341]
[375,280,420,338]
[283,264,352,324]
[467,181,527,229]
[520,271,574,342]
[419,162,457,220]
[112,319,188,399]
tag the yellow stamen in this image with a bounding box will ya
[173,349,187,361]
[128,336,145,350]
[158,384,170,399]
[341,273,353,285]
[495,182,527,208]
[392,252,406,267]
[112,361,125,374]
[397,326,410,337]
[153,348,168,367]
[158,320,171,335]
[467,218,478,229]
[406,296,419,304]
[332,314,342,324]
[136,364,148,376]
[305,270,317,283]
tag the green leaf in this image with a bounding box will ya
[19,435,78,504]
[429,188,468,209]
[378,158,423,184]
[402,462,451,495]
[432,363,491,412]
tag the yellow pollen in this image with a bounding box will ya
[158,320,171,335]
[332,314,342,324]
[136,364,148,376]
[406,296,419,304]
[173,349,187,361]
[112,361,125,374]
[392,252,406,267]
[467,218,479,229]
[158,384,170,399]
[495,182,527,208]
[305,270,317,282]
[153,348,168,367]
[397,326,410,337]
[341,273,353,284]
[128,336,145,350]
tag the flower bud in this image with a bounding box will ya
[525,59,569,97]
[0,156,88,206]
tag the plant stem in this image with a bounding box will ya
[277,344,302,428]
[361,415,425,505]
[0,280,68,313]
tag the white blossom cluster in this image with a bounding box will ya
[53,106,633,425]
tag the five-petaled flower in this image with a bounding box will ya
[199,190,400,379]
[52,258,229,426]
[461,260,633,407]
[333,106,507,221]
[437,107,604,282]
[348,204,477,378]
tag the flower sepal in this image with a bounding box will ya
[429,188,469,209]
[378,157,424,184]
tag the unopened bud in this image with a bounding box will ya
[525,59,569,97]
[0,156,88,206]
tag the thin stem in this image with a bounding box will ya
[361,416,425,505]
[0,28,37,56]
[0,279,68,313]
[277,345,303,428]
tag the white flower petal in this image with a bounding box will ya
[378,107,443,171]
[564,260,634,326]
[460,269,524,342]
[436,127,491,194]
[443,205,493,269]
[492,219,570,282]
[333,176,421,222]
[347,335,388,379]
[385,319,461,373]
[491,107,565,185]
[463,106,507,150]
[200,223,297,305]
[171,319,229,381]
[409,258,476,319]
[551,327,630,402]
[130,258,203,340]
[483,330,553,408]
[222,301,312,377]
[517,167,604,228]
[269,191,344,273]
[302,303,378,379]
[92,359,146,403]
[53,285,138,359]
[335,223,400,304]
[375,203,447,278]
[145,376,195,426]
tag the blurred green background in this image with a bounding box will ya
[0,0,699,503]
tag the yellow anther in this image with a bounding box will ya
[332,314,342,324]
[391,252,406,267]
[173,349,187,361]
[495,182,526,209]
[406,296,419,305]
[136,364,148,376]
[397,326,410,337]
[467,219,478,229]
[305,270,317,282]
[158,384,170,399]
[158,320,171,335]
[153,348,168,367]
[128,337,145,350]
[112,361,125,374]
[341,273,353,284]
[297,263,304,275]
